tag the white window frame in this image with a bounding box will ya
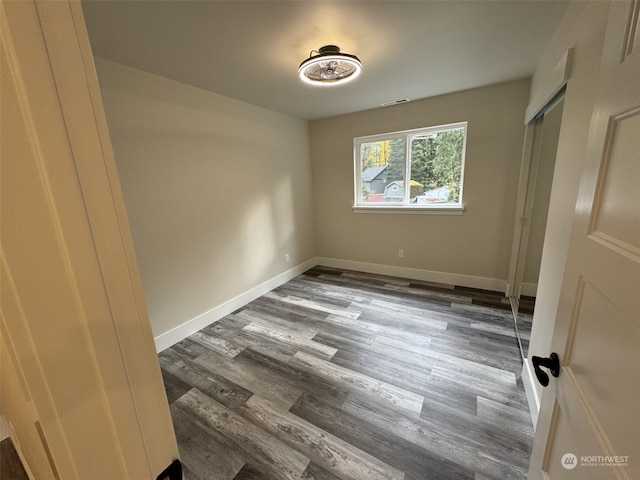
[353,122,467,214]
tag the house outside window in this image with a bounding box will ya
[354,122,467,212]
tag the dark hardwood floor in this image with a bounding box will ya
[159,267,533,480]
[0,438,29,480]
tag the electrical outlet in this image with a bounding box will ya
[398,249,405,258]
[284,253,290,263]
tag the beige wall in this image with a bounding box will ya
[95,58,316,340]
[310,79,530,287]
[526,0,610,402]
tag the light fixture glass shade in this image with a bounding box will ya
[298,45,362,86]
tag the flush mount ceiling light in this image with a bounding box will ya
[298,45,362,86]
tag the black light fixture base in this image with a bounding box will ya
[318,45,341,55]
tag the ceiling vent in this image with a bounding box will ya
[381,98,410,107]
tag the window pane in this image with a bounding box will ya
[355,123,466,208]
[410,127,464,204]
[360,138,405,203]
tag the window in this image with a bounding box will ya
[354,122,467,211]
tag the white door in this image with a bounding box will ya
[1,1,179,478]
[527,1,640,479]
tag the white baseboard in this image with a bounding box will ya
[520,282,538,298]
[154,257,319,352]
[522,359,540,430]
[317,257,507,292]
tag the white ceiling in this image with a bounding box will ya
[82,1,569,121]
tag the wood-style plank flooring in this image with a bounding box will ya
[159,267,533,480]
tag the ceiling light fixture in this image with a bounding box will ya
[298,45,362,86]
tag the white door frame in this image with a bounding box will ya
[507,50,573,300]
[1,1,179,477]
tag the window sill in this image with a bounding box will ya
[352,205,464,215]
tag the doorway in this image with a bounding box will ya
[508,93,565,360]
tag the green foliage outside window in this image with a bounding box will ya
[356,124,466,206]
[410,129,465,203]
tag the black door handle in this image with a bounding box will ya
[532,352,560,387]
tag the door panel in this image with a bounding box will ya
[543,398,610,479]
[589,108,640,258]
[528,1,640,479]
[566,280,639,457]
